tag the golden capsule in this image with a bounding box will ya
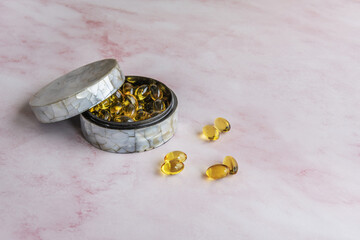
[214,117,231,132]
[164,151,187,163]
[121,104,136,118]
[202,125,220,140]
[150,111,161,118]
[134,109,150,121]
[153,99,166,112]
[223,156,238,174]
[206,164,230,179]
[134,84,150,101]
[125,77,137,84]
[113,115,134,123]
[123,94,138,108]
[98,99,111,109]
[98,109,111,121]
[161,159,184,175]
[122,82,134,95]
[109,102,123,115]
[115,89,125,100]
[149,83,163,100]
[89,106,97,113]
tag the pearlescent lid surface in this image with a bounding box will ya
[29,59,125,123]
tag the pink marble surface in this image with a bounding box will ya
[1,0,360,239]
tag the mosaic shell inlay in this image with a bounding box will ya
[80,110,178,153]
[29,59,124,123]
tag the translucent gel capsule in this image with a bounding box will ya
[153,99,166,112]
[214,117,231,132]
[134,109,150,121]
[150,111,161,118]
[161,159,184,175]
[135,85,150,101]
[115,89,125,100]
[149,84,163,100]
[123,94,138,108]
[223,156,238,174]
[206,164,230,179]
[89,106,97,113]
[113,115,134,123]
[110,102,123,115]
[125,77,137,84]
[121,104,136,118]
[164,151,187,163]
[98,109,111,121]
[202,125,220,140]
[98,99,111,109]
[122,82,134,95]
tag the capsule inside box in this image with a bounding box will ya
[87,76,172,123]
[80,76,178,153]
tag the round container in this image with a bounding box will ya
[80,76,178,153]
[29,59,178,153]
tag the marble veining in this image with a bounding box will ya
[1,0,360,239]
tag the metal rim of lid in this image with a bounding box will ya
[29,59,125,123]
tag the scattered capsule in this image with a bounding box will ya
[202,125,220,140]
[98,109,111,121]
[135,84,150,101]
[113,115,134,123]
[223,156,238,174]
[134,109,150,121]
[153,99,166,112]
[206,164,230,180]
[109,102,123,115]
[161,159,184,175]
[149,83,163,100]
[122,82,134,95]
[121,104,136,118]
[214,117,231,132]
[164,151,187,163]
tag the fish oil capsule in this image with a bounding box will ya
[115,89,125,101]
[161,159,184,175]
[109,102,123,115]
[123,94,138,108]
[149,83,163,100]
[202,125,220,140]
[150,111,161,118]
[153,99,166,112]
[122,82,134,95]
[113,115,134,123]
[98,109,111,121]
[214,117,231,132]
[134,84,150,101]
[164,151,187,163]
[223,156,238,174]
[206,164,230,179]
[121,104,136,118]
[125,77,137,84]
[98,99,111,109]
[134,109,150,121]
[89,106,97,113]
